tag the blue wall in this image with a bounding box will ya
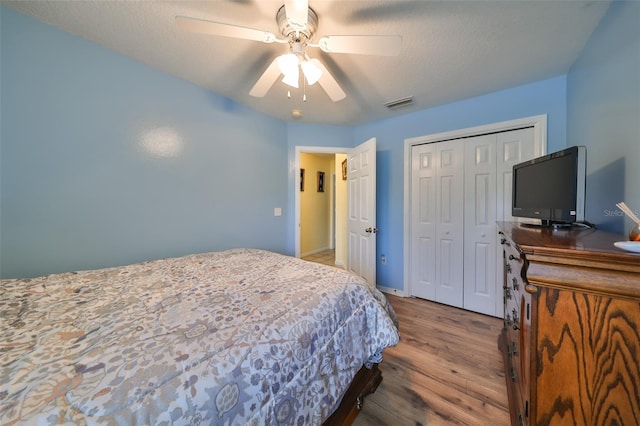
[1,6,288,278]
[567,0,640,234]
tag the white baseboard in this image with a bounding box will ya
[376,285,408,297]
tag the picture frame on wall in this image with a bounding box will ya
[317,171,325,192]
[300,169,305,191]
[341,159,347,180]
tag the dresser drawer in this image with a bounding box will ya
[500,230,531,426]
[502,236,525,330]
[502,328,528,426]
[504,243,525,292]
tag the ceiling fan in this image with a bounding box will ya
[175,0,402,102]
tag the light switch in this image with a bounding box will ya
[274,207,282,217]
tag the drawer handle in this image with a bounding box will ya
[504,287,512,300]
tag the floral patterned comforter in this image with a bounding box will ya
[1,249,399,425]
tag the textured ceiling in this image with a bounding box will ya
[3,0,611,126]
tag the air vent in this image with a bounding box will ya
[384,96,413,110]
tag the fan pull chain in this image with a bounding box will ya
[303,75,307,102]
[286,76,308,102]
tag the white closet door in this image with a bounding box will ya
[410,140,464,306]
[410,144,437,300]
[463,134,497,315]
[410,144,436,300]
[409,126,539,316]
[494,127,537,316]
[496,127,537,223]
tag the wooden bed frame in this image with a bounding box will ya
[323,364,383,425]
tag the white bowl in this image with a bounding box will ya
[614,241,640,253]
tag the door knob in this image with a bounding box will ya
[365,227,379,234]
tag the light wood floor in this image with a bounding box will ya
[302,249,342,268]
[353,295,510,426]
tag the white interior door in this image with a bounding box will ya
[496,127,537,224]
[410,143,437,300]
[494,127,537,316]
[347,137,376,286]
[410,140,464,306]
[433,140,464,307]
[410,129,536,315]
[405,116,546,316]
[463,134,498,315]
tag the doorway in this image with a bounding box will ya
[295,147,349,268]
[295,138,377,285]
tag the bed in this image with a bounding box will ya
[1,248,399,425]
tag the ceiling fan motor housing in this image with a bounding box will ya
[276,5,318,42]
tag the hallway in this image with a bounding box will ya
[302,249,342,269]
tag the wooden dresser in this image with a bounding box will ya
[497,222,640,426]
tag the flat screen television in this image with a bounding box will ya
[512,146,587,227]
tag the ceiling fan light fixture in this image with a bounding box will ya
[277,53,298,76]
[281,67,300,88]
[301,58,322,85]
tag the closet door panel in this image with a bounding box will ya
[410,146,437,300]
[496,128,537,223]
[416,236,435,299]
[434,141,464,307]
[464,135,497,315]
[495,127,538,316]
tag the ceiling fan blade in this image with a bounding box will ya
[315,61,346,102]
[176,16,278,44]
[317,35,402,56]
[284,0,309,31]
[249,58,282,98]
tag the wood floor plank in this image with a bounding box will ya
[353,295,510,426]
